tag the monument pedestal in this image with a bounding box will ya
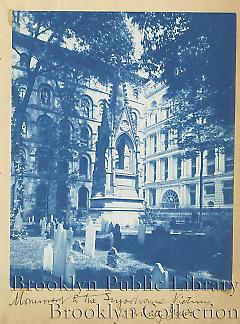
[89,196,144,226]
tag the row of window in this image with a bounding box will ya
[15,79,100,119]
[146,156,191,183]
[36,153,91,178]
[188,180,234,206]
[147,180,234,207]
[145,101,173,128]
[22,115,92,145]
[36,183,89,210]
[145,130,180,155]
[145,151,233,183]
[15,147,91,178]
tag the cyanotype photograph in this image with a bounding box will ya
[10,11,236,290]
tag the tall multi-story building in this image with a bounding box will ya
[143,81,234,210]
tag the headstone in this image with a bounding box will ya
[138,220,146,246]
[66,227,74,248]
[108,232,114,249]
[50,221,56,240]
[101,219,106,233]
[109,222,114,234]
[106,247,119,268]
[151,263,169,289]
[72,240,82,252]
[64,255,75,286]
[113,223,121,250]
[14,212,23,232]
[46,222,51,239]
[52,224,67,277]
[105,221,110,234]
[50,214,54,222]
[31,215,35,223]
[43,243,53,273]
[84,217,96,257]
[41,218,47,236]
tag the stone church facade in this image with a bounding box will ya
[12,31,145,223]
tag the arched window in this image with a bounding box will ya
[40,86,51,105]
[37,115,52,144]
[78,186,89,209]
[36,183,48,208]
[97,100,106,119]
[13,77,28,101]
[131,111,138,127]
[150,100,157,110]
[207,200,214,207]
[79,156,89,178]
[161,189,179,208]
[79,96,92,118]
[80,126,90,145]
[116,134,135,173]
[18,84,27,101]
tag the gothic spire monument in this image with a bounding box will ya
[90,83,144,226]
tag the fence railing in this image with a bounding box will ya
[142,207,233,224]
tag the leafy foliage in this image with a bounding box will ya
[131,12,236,123]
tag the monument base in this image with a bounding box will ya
[89,196,144,226]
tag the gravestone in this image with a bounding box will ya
[108,232,114,249]
[50,221,56,240]
[46,222,51,239]
[138,220,146,246]
[84,217,96,257]
[113,223,121,250]
[105,221,110,234]
[151,263,169,289]
[14,212,23,232]
[101,219,106,233]
[106,247,119,268]
[40,218,47,237]
[43,243,53,273]
[65,255,75,286]
[66,227,74,248]
[52,224,67,277]
[109,222,114,234]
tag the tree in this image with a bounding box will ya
[12,11,140,219]
[132,12,235,224]
[131,13,236,124]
